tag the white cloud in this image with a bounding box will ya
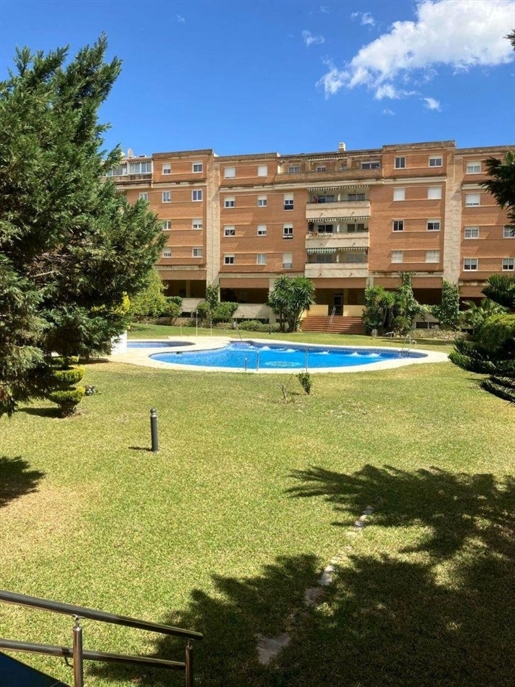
[320,0,514,98]
[317,62,348,95]
[351,11,375,26]
[320,5,329,14]
[424,96,441,110]
[177,14,185,23]
[302,30,325,47]
[382,108,395,115]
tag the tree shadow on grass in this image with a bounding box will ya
[89,466,514,686]
[288,464,514,560]
[0,456,45,508]
[17,407,61,418]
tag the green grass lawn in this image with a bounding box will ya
[0,335,513,686]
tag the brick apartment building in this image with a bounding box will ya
[107,140,514,327]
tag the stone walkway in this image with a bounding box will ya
[255,503,376,665]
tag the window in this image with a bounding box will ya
[348,193,365,201]
[391,251,403,263]
[139,192,148,201]
[224,255,235,265]
[283,253,293,268]
[429,156,443,167]
[465,193,480,207]
[192,162,203,173]
[503,225,515,238]
[224,167,236,179]
[502,258,515,271]
[284,194,294,210]
[129,161,152,174]
[346,223,366,233]
[162,220,171,231]
[224,226,236,237]
[317,224,333,234]
[361,161,380,170]
[256,254,267,265]
[257,195,267,207]
[393,188,405,201]
[283,224,293,239]
[224,197,235,208]
[315,165,326,172]
[393,220,404,232]
[466,162,481,174]
[394,156,406,169]
[463,258,478,271]
[287,165,300,174]
[162,164,171,175]
[192,248,203,258]
[343,252,366,263]
[257,165,268,177]
[106,164,127,177]
[162,191,171,203]
[162,248,172,258]
[464,226,479,239]
[192,189,203,201]
[426,250,440,263]
[257,224,267,236]
[192,219,203,230]
[427,219,441,231]
[428,186,442,200]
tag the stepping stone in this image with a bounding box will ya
[304,587,325,606]
[256,633,291,665]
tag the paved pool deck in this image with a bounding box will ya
[109,337,449,373]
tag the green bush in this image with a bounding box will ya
[48,387,85,417]
[52,367,85,386]
[298,372,312,395]
[237,320,280,332]
[212,301,238,323]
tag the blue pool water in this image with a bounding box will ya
[150,341,426,370]
[128,341,194,349]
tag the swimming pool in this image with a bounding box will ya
[150,340,427,371]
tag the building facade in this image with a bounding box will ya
[108,140,513,321]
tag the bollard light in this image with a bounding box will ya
[150,408,159,452]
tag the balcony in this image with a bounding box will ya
[305,263,369,279]
[306,231,369,250]
[306,199,371,222]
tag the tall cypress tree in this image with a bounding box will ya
[0,36,165,415]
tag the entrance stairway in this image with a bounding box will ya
[301,316,365,335]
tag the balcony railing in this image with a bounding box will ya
[306,200,371,222]
[306,233,369,250]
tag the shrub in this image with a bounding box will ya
[52,367,85,386]
[298,372,312,395]
[237,321,281,332]
[48,387,85,417]
[432,281,461,330]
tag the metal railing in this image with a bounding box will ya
[0,590,202,687]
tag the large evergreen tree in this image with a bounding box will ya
[0,36,164,415]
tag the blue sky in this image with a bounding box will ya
[1,0,514,156]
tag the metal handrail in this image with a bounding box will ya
[0,590,202,687]
[0,638,186,670]
[0,590,202,639]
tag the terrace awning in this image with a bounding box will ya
[307,247,337,254]
[313,216,369,223]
